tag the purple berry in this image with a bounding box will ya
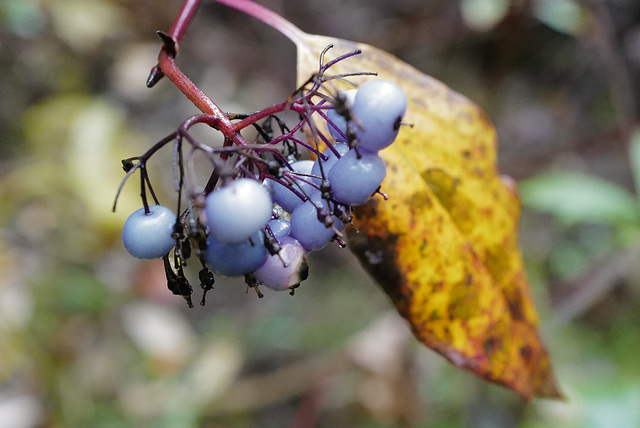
[254,236,308,291]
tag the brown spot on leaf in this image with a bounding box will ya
[483,336,501,355]
[520,344,533,362]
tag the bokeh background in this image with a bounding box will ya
[1,0,640,427]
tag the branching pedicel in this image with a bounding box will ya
[113,1,408,307]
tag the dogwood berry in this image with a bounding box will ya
[205,178,272,243]
[205,230,268,277]
[254,236,308,291]
[329,149,386,206]
[351,80,407,152]
[268,160,315,212]
[290,193,345,252]
[310,143,349,184]
[326,89,357,142]
[122,205,177,259]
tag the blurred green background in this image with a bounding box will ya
[1,0,639,427]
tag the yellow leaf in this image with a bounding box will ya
[207,0,561,400]
[293,34,562,400]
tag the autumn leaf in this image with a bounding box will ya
[296,39,563,400]
[302,41,563,399]
[216,0,562,400]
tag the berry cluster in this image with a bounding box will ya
[115,47,407,307]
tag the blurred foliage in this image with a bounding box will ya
[520,171,639,228]
[1,0,639,427]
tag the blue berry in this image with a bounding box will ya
[326,89,357,142]
[254,236,308,291]
[205,230,268,276]
[352,80,407,153]
[329,149,386,206]
[289,193,344,252]
[310,143,349,185]
[267,219,291,240]
[205,178,272,243]
[268,160,315,213]
[122,205,176,259]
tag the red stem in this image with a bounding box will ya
[158,50,226,120]
[231,101,289,132]
[156,0,300,143]
[169,0,201,42]
[156,0,312,151]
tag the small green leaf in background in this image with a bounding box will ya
[581,380,640,428]
[519,172,640,227]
